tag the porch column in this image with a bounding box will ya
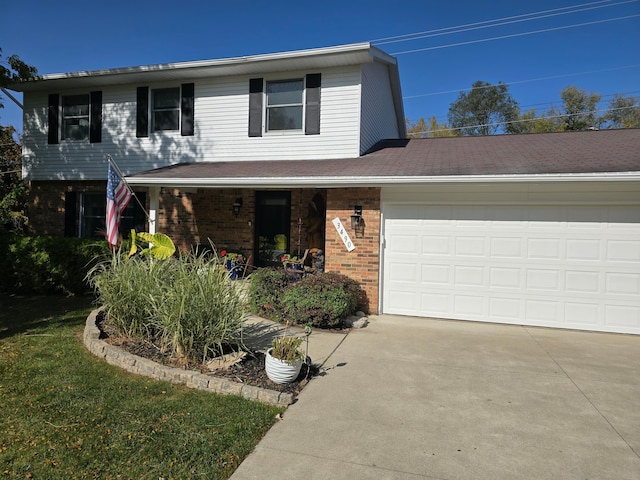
[148,187,160,234]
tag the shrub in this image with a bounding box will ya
[87,249,247,363]
[282,273,362,328]
[247,268,290,321]
[0,234,108,295]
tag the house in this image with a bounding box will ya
[10,43,640,335]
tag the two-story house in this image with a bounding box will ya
[11,43,640,335]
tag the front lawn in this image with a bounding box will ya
[0,294,282,479]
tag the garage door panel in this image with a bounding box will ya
[383,202,640,334]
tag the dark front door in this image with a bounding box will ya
[254,191,291,267]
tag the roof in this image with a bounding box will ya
[126,129,640,188]
[10,43,397,92]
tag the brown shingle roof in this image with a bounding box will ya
[128,129,640,186]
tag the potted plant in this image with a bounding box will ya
[265,322,312,384]
[221,250,245,280]
[281,253,304,281]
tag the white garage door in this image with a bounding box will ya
[382,200,640,334]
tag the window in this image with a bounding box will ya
[136,84,194,137]
[266,79,303,131]
[152,88,180,131]
[77,193,146,239]
[48,91,102,144]
[248,74,320,137]
[61,94,90,140]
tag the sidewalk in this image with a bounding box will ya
[232,315,640,480]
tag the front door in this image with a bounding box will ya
[254,191,291,267]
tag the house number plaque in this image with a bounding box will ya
[332,217,356,252]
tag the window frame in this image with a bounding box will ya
[151,87,181,132]
[265,78,305,133]
[61,94,90,141]
[78,192,146,239]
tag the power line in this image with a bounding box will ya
[390,15,640,55]
[373,0,637,46]
[410,105,639,136]
[402,65,640,100]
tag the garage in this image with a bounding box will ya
[381,183,640,334]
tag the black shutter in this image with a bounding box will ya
[48,94,59,144]
[305,73,321,135]
[64,191,77,237]
[136,87,149,138]
[89,91,102,143]
[181,83,194,136]
[248,78,263,137]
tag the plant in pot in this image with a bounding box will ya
[265,325,306,384]
[221,250,246,280]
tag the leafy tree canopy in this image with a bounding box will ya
[448,81,520,136]
[0,47,38,111]
[0,125,27,233]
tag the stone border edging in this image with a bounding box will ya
[82,309,293,406]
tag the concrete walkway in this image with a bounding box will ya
[231,315,640,480]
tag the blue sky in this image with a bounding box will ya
[2,0,639,135]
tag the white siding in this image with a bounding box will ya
[23,66,363,180]
[360,62,400,154]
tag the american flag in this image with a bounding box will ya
[106,161,132,247]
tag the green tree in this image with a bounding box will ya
[448,81,520,136]
[604,94,640,129]
[406,116,457,138]
[0,47,38,111]
[559,86,601,131]
[511,107,565,134]
[0,125,27,233]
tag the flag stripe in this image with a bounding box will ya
[106,161,132,247]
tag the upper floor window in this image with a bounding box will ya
[249,73,321,137]
[152,88,180,131]
[48,91,102,144]
[266,79,303,132]
[136,83,194,138]
[62,94,89,140]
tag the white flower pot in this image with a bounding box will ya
[265,348,303,384]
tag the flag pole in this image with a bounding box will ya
[106,154,155,225]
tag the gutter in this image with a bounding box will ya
[125,172,640,189]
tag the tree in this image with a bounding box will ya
[406,116,457,138]
[0,47,38,111]
[448,81,520,136]
[0,125,27,233]
[511,108,565,134]
[604,94,640,129]
[559,86,601,131]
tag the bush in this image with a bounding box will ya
[247,268,290,322]
[283,273,360,328]
[0,234,108,295]
[247,269,365,328]
[87,250,247,363]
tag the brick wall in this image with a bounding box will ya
[325,187,381,314]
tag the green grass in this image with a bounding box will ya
[0,294,283,479]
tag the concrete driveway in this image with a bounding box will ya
[232,315,640,480]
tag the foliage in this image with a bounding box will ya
[0,48,38,111]
[604,94,640,129]
[0,126,28,233]
[247,268,290,321]
[128,229,176,259]
[270,335,304,365]
[0,294,282,479]
[283,273,360,328]
[448,80,520,136]
[559,85,601,131]
[247,269,364,327]
[406,116,458,138]
[87,249,247,362]
[0,234,108,294]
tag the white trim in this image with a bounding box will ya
[126,172,640,188]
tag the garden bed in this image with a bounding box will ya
[97,313,319,398]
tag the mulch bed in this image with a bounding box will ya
[97,315,319,397]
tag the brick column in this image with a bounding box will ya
[325,187,381,314]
